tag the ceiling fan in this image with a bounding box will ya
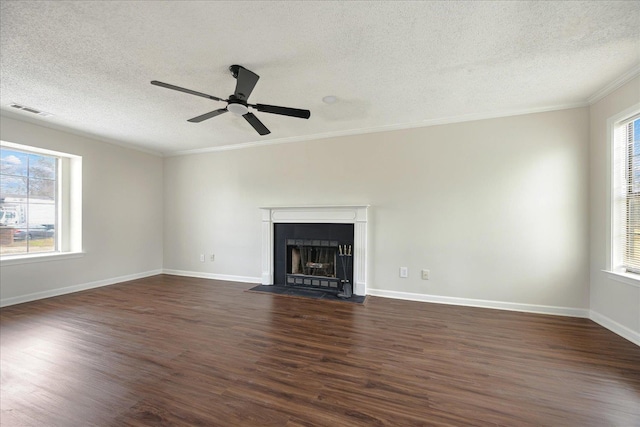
[151,65,311,136]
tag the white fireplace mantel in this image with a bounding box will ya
[260,205,369,295]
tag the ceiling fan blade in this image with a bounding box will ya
[188,108,228,123]
[151,80,225,102]
[234,67,260,101]
[252,103,311,119]
[243,113,270,135]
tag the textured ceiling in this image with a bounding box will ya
[1,1,639,155]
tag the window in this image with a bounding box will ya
[612,109,640,275]
[0,147,58,255]
[0,141,82,260]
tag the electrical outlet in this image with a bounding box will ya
[400,267,408,278]
[422,269,430,280]
[210,254,215,262]
[199,254,205,262]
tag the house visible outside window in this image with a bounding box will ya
[0,147,57,255]
[612,109,640,277]
[0,141,82,260]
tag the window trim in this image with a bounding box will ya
[0,251,85,266]
[0,140,82,262]
[606,102,640,284]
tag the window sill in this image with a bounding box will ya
[0,251,84,266]
[602,270,640,288]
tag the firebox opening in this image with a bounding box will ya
[286,239,341,288]
[273,223,354,292]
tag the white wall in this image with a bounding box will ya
[589,76,640,344]
[0,116,164,304]
[164,107,591,312]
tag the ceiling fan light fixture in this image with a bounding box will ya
[227,102,249,115]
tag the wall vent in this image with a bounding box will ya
[8,103,53,117]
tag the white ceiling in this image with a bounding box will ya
[1,1,639,156]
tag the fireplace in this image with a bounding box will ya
[260,206,369,295]
[274,223,354,292]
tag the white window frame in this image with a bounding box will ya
[605,102,640,287]
[0,140,83,265]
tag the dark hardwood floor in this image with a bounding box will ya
[1,274,639,426]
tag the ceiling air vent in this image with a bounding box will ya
[8,102,53,117]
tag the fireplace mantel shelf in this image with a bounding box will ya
[260,205,369,296]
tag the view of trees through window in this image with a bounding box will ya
[0,147,57,255]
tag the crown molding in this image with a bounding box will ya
[587,64,640,105]
[166,101,589,157]
[0,110,163,157]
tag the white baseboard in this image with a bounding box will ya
[0,269,162,308]
[5,272,636,347]
[589,310,640,347]
[162,269,261,284]
[366,288,590,318]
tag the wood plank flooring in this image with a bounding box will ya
[1,274,639,426]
